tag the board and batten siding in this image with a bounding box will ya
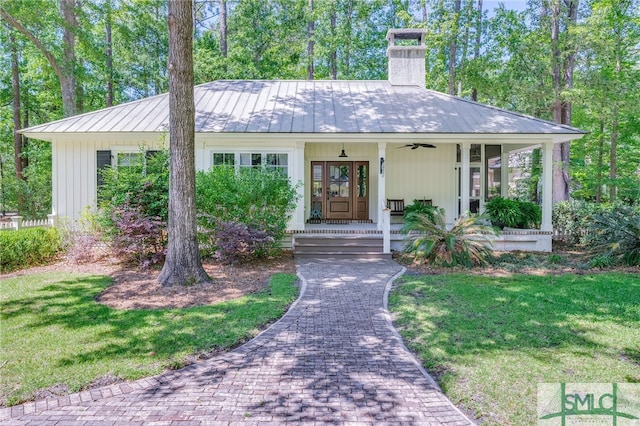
[385,143,457,223]
[52,135,164,222]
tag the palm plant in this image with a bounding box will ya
[402,208,498,267]
[586,205,640,266]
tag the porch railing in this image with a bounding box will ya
[0,214,58,231]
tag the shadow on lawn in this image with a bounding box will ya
[122,259,465,424]
[1,261,471,424]
[391,273,640,381]
[0,272,297,407]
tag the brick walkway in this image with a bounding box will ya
[1,258,473,425]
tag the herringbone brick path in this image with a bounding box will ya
[0,258,473,425]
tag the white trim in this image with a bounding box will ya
[206,149,293,175]
[541,142,554,232]
[27,131,584,145]
[377,142,387,230]
[460,142,470,216]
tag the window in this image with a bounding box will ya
[216,152,289,176]
[239,153,262,169]
[117,152,143,168]
[266,153,288,175]
[485,145,502,199]
[213,153,235,166]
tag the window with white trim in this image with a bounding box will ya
[116,152,143,168]
[266,153,288,175]
[213,153,235,166]
[212,152,289,176]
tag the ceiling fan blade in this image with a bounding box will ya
[397,143,437,149]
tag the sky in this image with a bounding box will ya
[484,0,528,13]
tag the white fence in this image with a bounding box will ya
[0,215,58,231]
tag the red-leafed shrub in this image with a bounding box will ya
[198,214,273,264]
[110,203,166,268]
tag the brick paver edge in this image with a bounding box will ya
[0,271,310,421]
[382,265,475,424]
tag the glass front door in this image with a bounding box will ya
[310,161,369,221]
[327,162,352,219]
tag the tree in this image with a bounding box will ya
[471,0,482,101]
[548,0,579,202]
[448,0,461,95]
[571,0,640,203]
[220,0,227,57]
[158,0,210,287]
[9,32,26,180]
[1,0,79,117]
[307,0,315,79]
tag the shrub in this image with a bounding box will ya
[198,215,274,264]
[98,149,169,224]
[402,209,498,267]
[96,150,168,266]
[552,200,598,244]
[484,197,541,229]
[65,208,109,264]
[110,203,166,268]
[196,166,299,245]
[553,201,639,248]
[404,200,437,223]
[0,227,62,272]
[584,205,640,266]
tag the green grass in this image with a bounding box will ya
[389,272,640,425]
[0,272,298,406]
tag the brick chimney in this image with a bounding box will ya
[386,29,427,87]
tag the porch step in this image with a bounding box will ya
[293,235,390,259]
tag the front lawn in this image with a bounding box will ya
[0,272,298,406]
[389,272,640,425]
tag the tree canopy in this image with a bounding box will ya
[1,0,638,217]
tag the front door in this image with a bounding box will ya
[310,161,369,221]
[327,162,352,219]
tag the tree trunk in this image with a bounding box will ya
[471,0,482,101]
[609,13,623,203]
[330,7,337,79]
[10,33,25,181]
[60,0,78,116]
[0,5,77,117]
[220,0,227,57]
[159,0,210,287]
[595,122,604,203]
[344,0,353,77]
[307,0,314,80]
[448,0,461,96]
[105,0,114,108]
[550,0,577,203]
[609,106,619,202]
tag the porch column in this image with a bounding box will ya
[541,141,553,231]
[377,142,387,230]
[501,151,510,197]
[291,141,306,231]
[460,142,470,216]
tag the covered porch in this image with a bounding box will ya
[290,138,558,253]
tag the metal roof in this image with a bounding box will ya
[22,80,584,137]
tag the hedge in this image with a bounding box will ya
[0,227,63,273]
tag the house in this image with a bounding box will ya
[21,29,584,254]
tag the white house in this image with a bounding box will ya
[21,29,584,254]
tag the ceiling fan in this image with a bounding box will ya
[398,143,437,150]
